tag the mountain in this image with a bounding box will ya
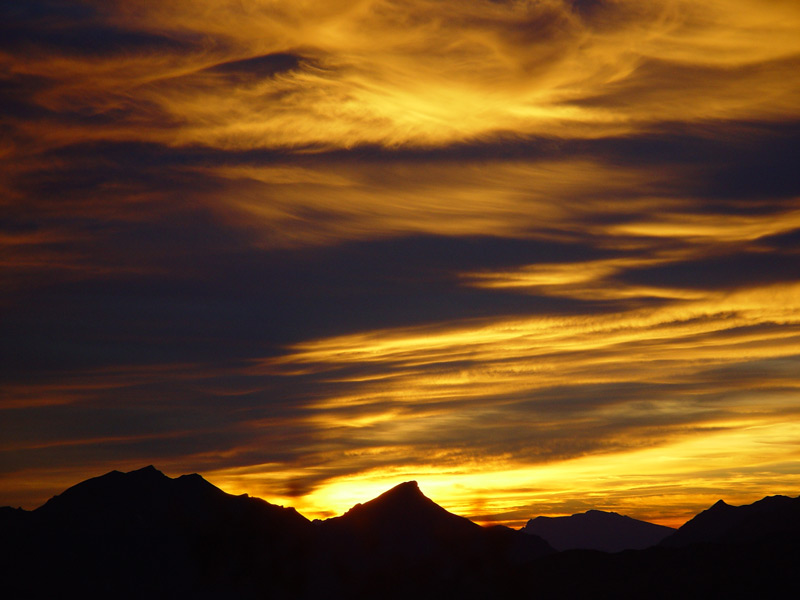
[522,509,675,552]
[309,481,553,598]
[0,466,311,599]
[3,468,799,599]
[660,494,800,547]
[0,469,551,600]
[319,480,553,561]
[508,496,800,598]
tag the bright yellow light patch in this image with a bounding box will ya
[206,417,800,528]
[242,280,800,525]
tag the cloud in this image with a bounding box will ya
[6,0,799,153]
[619,252,800,290]
[203,52,306,80]
[2,0,800,525]
[245,280,800,510]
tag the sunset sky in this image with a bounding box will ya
[2,0,800,528]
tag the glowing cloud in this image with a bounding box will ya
[2,0,800,527]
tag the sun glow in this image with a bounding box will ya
[235,280,800,526]
[205,416,800,529]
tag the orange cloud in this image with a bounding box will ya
[243,280,800,521]
[6,1,799,153]
[3,0,800,528]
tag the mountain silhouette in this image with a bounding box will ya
[309,481,553,598]
[0,466,311,599]
[2,468,799,599]
[509,495,800,598]
[37,465,307,529]
[322,480,552,560]
[522,509,675,552]
[0,468,550,599]
[322,480,485,542]
[660,494,800,547]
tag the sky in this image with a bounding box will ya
[2,0,800,528]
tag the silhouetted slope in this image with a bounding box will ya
[522,509,675,552]
[505,538,800,599]
[3,468,799,599]
[321,480,481,545]
[0,470,552,600]
[508,498,800,599]
[660,494,800,547]
[0,466,311,599]
[309,481,553,598]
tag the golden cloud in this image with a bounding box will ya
[6,1,799,152]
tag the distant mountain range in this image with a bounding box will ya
[2,466,799,599]
[522,509,675,552]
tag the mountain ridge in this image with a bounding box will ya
[522,509,675,552]
[0,467,553,599]
[2,467,799,599]
[660,493,800,547]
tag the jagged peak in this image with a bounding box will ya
[710,499,731,509]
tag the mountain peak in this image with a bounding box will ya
[135,464,160,473]
[38,466,169,513]
[661,494,800,547]
[124,465,170,483]
[318,480,553,572]
[340,480,429,517]
[329,479,481,538]
[398,480,419,489]
[380,480,421,499]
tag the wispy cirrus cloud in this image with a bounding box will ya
[5,1,800,152]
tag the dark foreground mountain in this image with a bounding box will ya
[660,494,800,547]
[0,466,312,599]
[506,495,800,599]
[309,480,552,598]
[522,509,675,552]
[2,468,798,599]
[0,467,551,599]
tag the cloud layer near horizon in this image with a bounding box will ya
[2,0,800,526]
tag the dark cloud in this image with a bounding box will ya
[757,228,800,252]
[566,0,605,19]
[3,133,645,380]
[0,72,56,121]
[252,120,800,209]
[1,25,196,57]
[0,228,625,381]
[39,140,290,170]
[0,1,203,57]
[691,354,800,388]
[0,0,94,23]
[619,251,800,291]
[14,117,798,214]
[205,52,306,80]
